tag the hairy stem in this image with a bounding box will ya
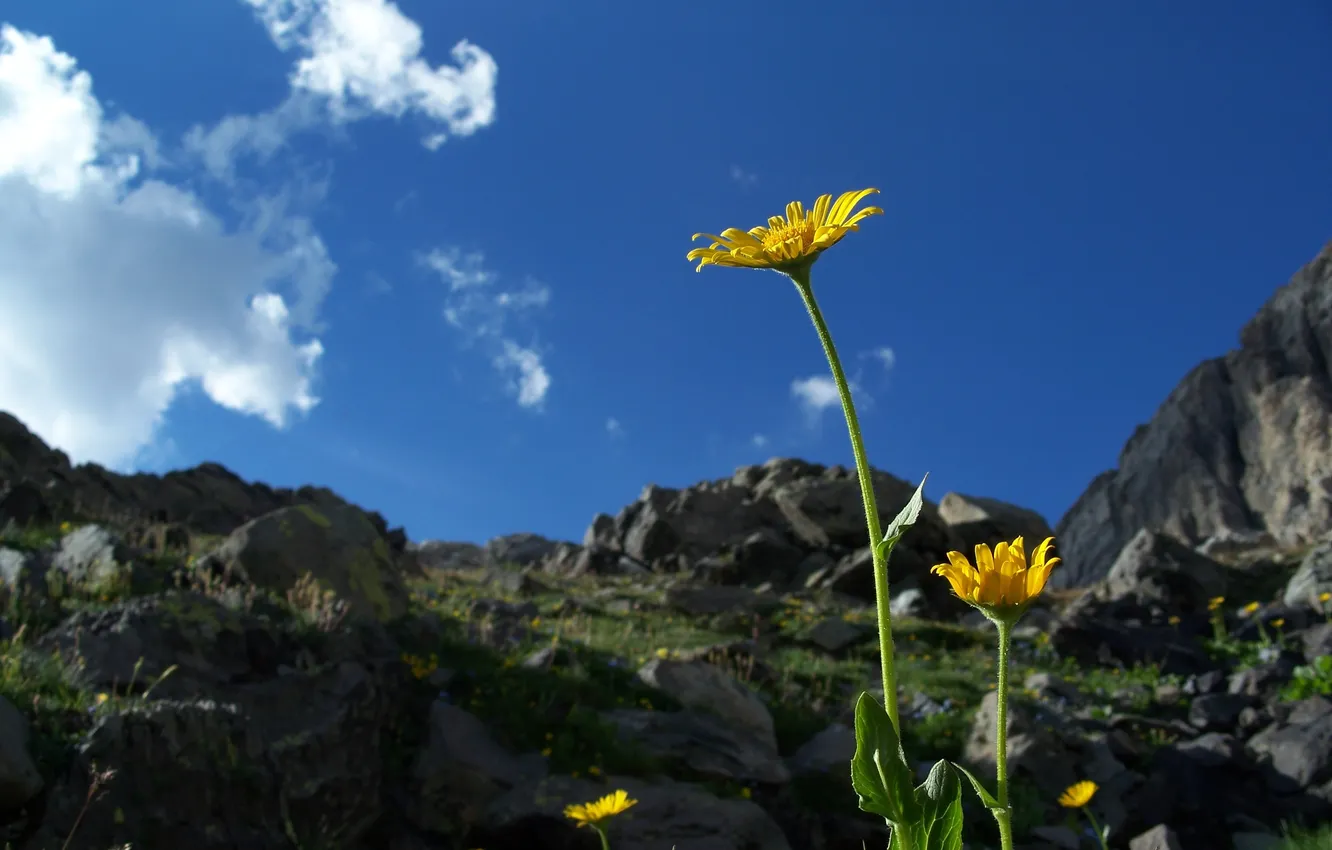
[789,268,900,735]
[995,618,1015,850]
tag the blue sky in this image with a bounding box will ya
[1,1,1329,547]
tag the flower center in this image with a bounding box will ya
[761,218,815,255]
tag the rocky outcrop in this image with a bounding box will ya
[0,412,407,547]
[1056,241,1332,587]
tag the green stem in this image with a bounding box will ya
[594,825,611,850]
[1084,808,1108,850]
[995,618,1014,850]
[788,268,900,736]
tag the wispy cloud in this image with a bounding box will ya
[863,346,895,372]
[422,248,552,409]
[729,165,758,187]
[606,417,624,438]
[751,433,768,448]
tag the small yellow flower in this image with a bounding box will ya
[531,617,542,628]
[1320,591,1331,604]
[931,537,1060,621]
[59,521,72,533]
[1058,780,1098,808]
[740,787,752,799]
[95,693,109,705]
[1208,595,1226,612]
[541,747,552,757]
[1168,615,1181,626]
[564,789,638,827]
[655,648,669,659]
[687,189,883,274]
[1241,601,1260,616]
[1271,618,1285,629]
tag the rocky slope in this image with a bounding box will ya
[2,406,1332,850]
[1055,241,1332,588]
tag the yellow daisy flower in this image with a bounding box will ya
[1057,779,1098,808]
[930,536,1060,621]
[1241,601,1260,616]
[1207,595,1225,612]
[564,789,638,827]
[687,189,883,274]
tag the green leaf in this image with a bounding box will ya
[850,691,920,824]
[877,474,929,563]
[912,760,964,850]
[951,761,1004,812]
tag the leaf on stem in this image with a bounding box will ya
[877,474,929,563]
[911,760,964,850]
[851,691,921,825]
[952,761,1004,812]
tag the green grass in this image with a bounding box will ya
[1280,821,1332,850]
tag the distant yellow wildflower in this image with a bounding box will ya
[1057,780,1098,808]
[1241,601,1260,616]
[1207,596,1225,612]
[1271,618,1285,628]
[931,537,1060,621]
[564,789,638,827]
[687,189,883,274]
[1320,591,1331,604]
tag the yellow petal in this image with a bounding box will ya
[1009,536,1026,566]
[1031,537,1055,567]
[809,193,834,227]
[839,205,884,230]
[974,543,995,576]
[827,188,880,226]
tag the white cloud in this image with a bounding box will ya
[189,0,499,179]
[791,374,870,422]
[791,375,841,414]
[423,248,552,409]
[606,418,624,438]
[751,434,768,448]
[729,165,758,187]
[0,25,332,467]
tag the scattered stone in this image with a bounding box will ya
[1128,824,1183,850]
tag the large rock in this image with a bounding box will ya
[1283,537,1332,607]
[22,592,406,850]
[1055,241,1332,587]
[0,694,42,810]
[198,504,411,622]
[1099,529,1227,614]
[937,492,1056,555]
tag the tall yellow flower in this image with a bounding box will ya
[931,536,1060,621]
[687,189,883,274]
[564,789,638,827]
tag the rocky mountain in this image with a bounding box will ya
[1054,241,1332,588]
